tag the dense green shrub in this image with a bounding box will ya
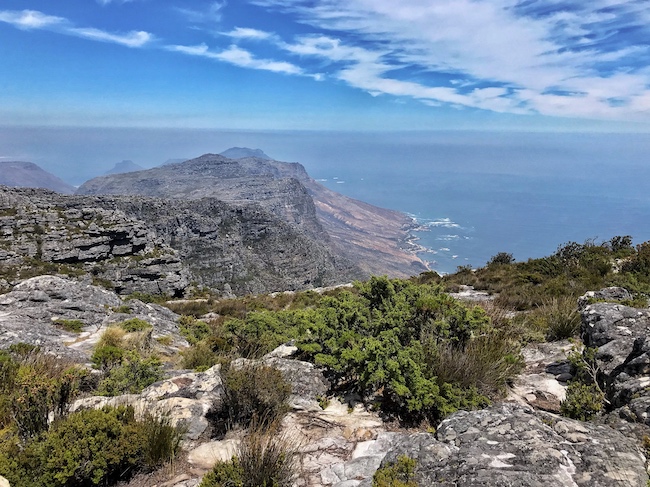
[211,363,291,434]
[178,315,212,345]
[373,455,418,487]
[0,406,184,487]
[52,319,85,333]
[96,352,164,396]
[561,382,605,421]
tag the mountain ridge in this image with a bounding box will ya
[77,152,427,278]
[0,161,75,194]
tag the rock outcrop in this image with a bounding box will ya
[579,288,650,429]
[76,153,427,278]
[0,275,184,361]
[0,185,358,295]
[358,403,648,487]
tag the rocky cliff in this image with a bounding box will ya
[0,186,360,296]
[77,153,427,278]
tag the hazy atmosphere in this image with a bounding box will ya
[2,1,650,272]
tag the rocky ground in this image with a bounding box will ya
[1,276,649,486]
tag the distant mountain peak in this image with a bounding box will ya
[220,147,272,160]
[105,160,144,175]
[0,161,75,194]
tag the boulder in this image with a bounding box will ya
[580,298,650,411]
[0,275,185,360]
[356,403,648,487]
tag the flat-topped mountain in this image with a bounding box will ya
[219,147,271,160]
[0,161,75,194]
[77,152,426,277]
[104,160,145,175]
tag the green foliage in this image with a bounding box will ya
[526,297,582,341]
[561,347,606,421]
[0,405,183,486]
[372,455,418,487]
[140,412,185,470]
[0,351,88,439]
[52,319,85,333]
[212,364,291,434]
[118,318,152,332]
[560,382,605,421]
[96,352,164,396]
[200,427,296,487]
[488,252,514,266]
[178,315,211,345]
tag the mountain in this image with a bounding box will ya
[161,158,188,166]
[0,161,75,194]
[104,160,145,175]
[219,147,271,160]
[77,152,427,278]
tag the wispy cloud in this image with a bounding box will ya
[168,43,302,75]
[177,1,227,23]
[222,27,274,40]
[0,9,153,48]
[0,10,64,29]
[249,0,650,120]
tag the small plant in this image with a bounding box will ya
[200,426,297,487]
[372,455,418,487]
[178,315,211,344]
[52,319,85,333]
[560,382,604,421]
[140,411,185,470]
[211,363,291,434]
[118,318,152,332]
[96,352,164,396]
[111,304,132,314]
[317,395,330,410]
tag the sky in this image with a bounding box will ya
[2,0,650,132]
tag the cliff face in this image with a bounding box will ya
[77,153,427,278]
[0,186,360,296]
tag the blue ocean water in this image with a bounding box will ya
[2,127,649,275]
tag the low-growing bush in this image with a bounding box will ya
[96,352,164,396]
[140,411,185,470]
[52,319,85,333]
[372,455,418,487]
[200,426,297,487]
[178,315,211,345]
[560,382,604,421]
[211,363,291,434]
[118,318,152,332]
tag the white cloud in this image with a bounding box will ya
[177,1,227,23]
[0,10,64,29]
[222,27,274,40]
[68,27,152,48]
[168,43,302,75]
[0,9,153,48]
[250,0,650,120]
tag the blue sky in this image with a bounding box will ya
[2,0,650,131]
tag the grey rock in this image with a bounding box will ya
[578,287,633,311]
[0,275,184,360]
[357,404,647,487]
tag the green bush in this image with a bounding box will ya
[560,382,604,421]
[212,363,291,434]
[118,318,152,332]
[200,427,296,487]
[96,352,164,396]
[0,406,184,487]
[52,319,85,333]
[178,315,211,345]
[373,455,418,487]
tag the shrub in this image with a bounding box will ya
[487,252,514,266]
[118,318,152,332]
[526,297,582,341]
[211,363,291,434]
[52,319,85,333]
[200,426,297,487]
[140,412,185,470]
[372,455,418,487]
[96,352,164,396]
[178,315,211,345]
[560,382,604,421]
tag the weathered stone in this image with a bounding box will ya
[578,287,633,310]
[187,439,240,469]
[357,404,648,487]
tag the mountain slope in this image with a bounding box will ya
[0,161,75,194]
[77,153,427,278]
[105,160,145,175]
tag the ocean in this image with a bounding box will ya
[1,127,649,275]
